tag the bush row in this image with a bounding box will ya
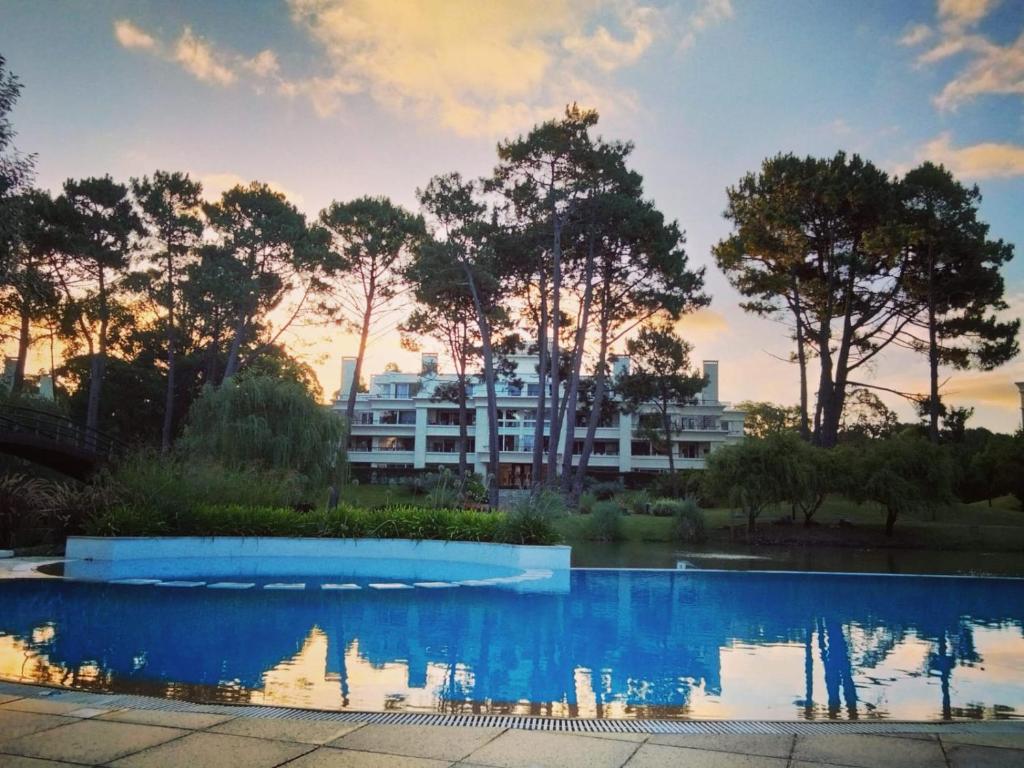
[83,502,562,546]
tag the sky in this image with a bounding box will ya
[1,0,1023,431]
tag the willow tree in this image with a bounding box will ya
[319,196,424,426]
[897,162,1018,443]
[131,171,204,451]
[179,375,345,488]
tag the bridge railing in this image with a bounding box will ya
[0,404,125,460]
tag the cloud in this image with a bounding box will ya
[903,0,1022,111]
[933,32,1024,109]
[112,2,735,136]
[914,132,1024,178]
[113,19,157,50]
[899,23,933,47]
[679,0,734,50]
[112,19,283,90]
[173,27,237,85]
[198,172,305,208]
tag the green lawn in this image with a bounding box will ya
[556,493,1024,551]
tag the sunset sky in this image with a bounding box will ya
[2,0,1022,430]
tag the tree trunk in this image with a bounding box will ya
[663,407,676,476]
[161,249,177,452]
[885,509,897,537]
[462,262,500,508]
[927,251,940,444]
[572,325,610,501]
[560,232,596,492]
[12,305,30,394]
[546,219,563,480]
[222,315,247,383]
[791,282,810,441]
[531,277,549,486]
[86,271,108,433]
[457,375,468,478]
[344,297,374,427]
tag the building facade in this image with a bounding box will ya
[334,350,745,486]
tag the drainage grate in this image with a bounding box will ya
[1,681,1021,735]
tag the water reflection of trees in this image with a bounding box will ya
[0,572,1019,719]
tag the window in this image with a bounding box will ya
[349,437,372,452]
[394,383,412,398]
[357,412,374,425]
[527,383,541,397]
[507,384,522,397]
[398,410,416,425]
[631,440,652,456]
[379,411,398,424]
[378,437,414,451]
[500,435,520,452]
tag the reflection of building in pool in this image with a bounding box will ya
[0,573,1018,719]
[336,349,745,487]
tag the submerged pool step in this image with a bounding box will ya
[207,582,255,590]
[154,581,205,588]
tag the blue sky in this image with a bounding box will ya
[2,0,1022,429]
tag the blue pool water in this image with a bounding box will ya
[0,570,1021,720]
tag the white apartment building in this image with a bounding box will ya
[333,349,745,487]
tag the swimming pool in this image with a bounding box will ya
[0,569,1021,720]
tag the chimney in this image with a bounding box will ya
[702,361,719,403]
[340,357,357,400]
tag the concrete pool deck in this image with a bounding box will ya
[0,683,1022,768]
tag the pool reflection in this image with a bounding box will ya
[0,571,1021,720]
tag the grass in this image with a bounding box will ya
[555,493,1024,552]
[331,483,424,509]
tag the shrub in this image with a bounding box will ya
[649,498,680,517]
[648,470,713,504]
[84,502,558,545]
[110,452,307,522]
[625,490,650,516]
[670,499,706,543]
[585,500,624,541]
[503,488,565,545]
[578,491,597,514]
[586,479,623,500]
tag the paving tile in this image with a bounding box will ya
[1,698,88,716]
[580,732,649,743]
[647,734,793,758]
[265,583,305,590]
[0,756,78,767]
[626,744,788,767]
[944,742,1024,768]
[210,717,364,744]
[0,695,22,705]
[462,729,638,768]
[98,708,236,729]
[792,734,947,768]
[65,707,112,719]
[322,584,360,590]
[941,733,1024,750]
[289,747,451,767]
[329,724,502,761]
[108,731,313,768]
[367,583,412,590]
[0,719,187,764]
[207,582,255,589]
[0,711,75,742]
